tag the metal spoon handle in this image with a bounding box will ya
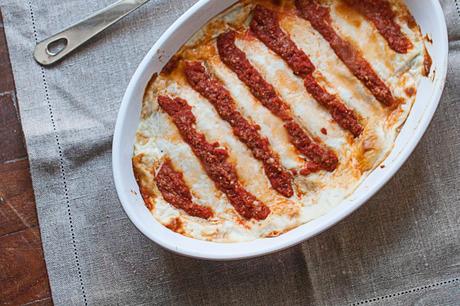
[34,0,149,66]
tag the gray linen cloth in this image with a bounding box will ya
[2,0,459,305]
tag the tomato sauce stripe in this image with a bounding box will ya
[184,61,294,197]
[250,5,315,77]
[157,95,270,220]
[155,158,214,219]
[295,0,396,107]
[250,5,363,137]
[343,0,413,54]
[303,74,363,137]
[217,30,338,171]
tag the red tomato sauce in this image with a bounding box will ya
[303,74,363,137]
[344,0,413,54]
[250,5,363,137]
[296,0,396,107]
[250,5,315,77]
[184,61,294,197]
[217,30,338,171]
[158,95,270,220]
[155,159,214,219]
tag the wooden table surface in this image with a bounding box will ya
[0,9,53,306]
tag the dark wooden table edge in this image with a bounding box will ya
[0,8,53,306]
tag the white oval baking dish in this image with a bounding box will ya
[113,0,448,260]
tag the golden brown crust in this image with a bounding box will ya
[132,154,156,210]
[141,73,158,119]
[132,0,428,242]
[423,48,432,77]
[165,217,185,234]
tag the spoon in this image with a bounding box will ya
[33,0,150,66]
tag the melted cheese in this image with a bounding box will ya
[133,0,428,242]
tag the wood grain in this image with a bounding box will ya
[0,92,27,163]
[0,9,53,305]
[0,7,26,163]
[0,13,14,94]
[0,228,51,305]
[0,160,38,237]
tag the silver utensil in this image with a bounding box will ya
[33,0,150,66]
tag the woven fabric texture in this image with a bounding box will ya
[2,0,459,304]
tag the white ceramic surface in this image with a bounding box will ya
[112,0,448,260]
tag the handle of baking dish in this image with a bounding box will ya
[33,0,150,66]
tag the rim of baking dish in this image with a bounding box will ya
[113,0,448,260]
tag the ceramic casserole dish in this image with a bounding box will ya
[113,0,448,260]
